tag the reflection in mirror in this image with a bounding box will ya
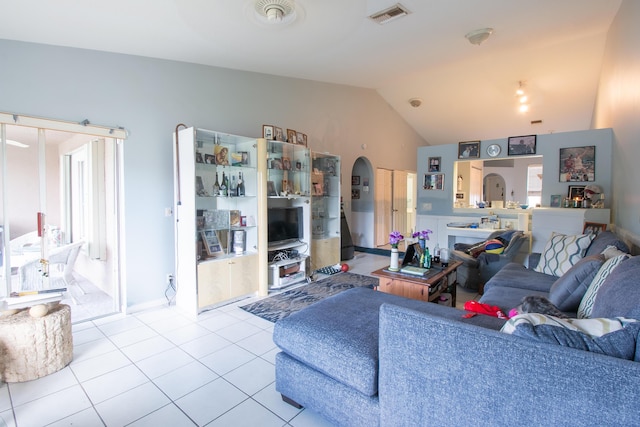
[454,156,543,208]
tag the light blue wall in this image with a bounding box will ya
[0,40,425,308]
[416,128,613,216]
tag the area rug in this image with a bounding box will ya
[240,272,378,323]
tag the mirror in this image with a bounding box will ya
[453,156,543,208]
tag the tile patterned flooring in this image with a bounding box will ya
[0,252,478,427]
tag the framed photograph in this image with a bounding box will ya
[204,153,215,164]
[352,189,360,199]
[229,151,249,166]
[295,161,302,171]
[352,175,360,186]
[201,230,223,257]
[267,181,277,196]
[568,185,586,200]
[559,146,595,182]
[214,145,229,165]
[282,157,291,170]
[270,158,283,170]
[286,129,296,144]
[195,152,204,164]
[550,194,562,208]
[274,126,285,142]
[296,131,306,146]
[583,222,607,236]
[428,156,441,172]
[423,173,445,190]
[508,135,537,156]
[196,176,207,196]
[455,192,465,200]
[263,125,274,140]
[458,141,480,159]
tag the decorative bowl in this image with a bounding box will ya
[520,204,529,209]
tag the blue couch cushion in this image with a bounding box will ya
[479,285,550,314]
[548,255,604,311]
[273,287,505,396]
[512,322,640,361]
[591,256,640,319]
[483,262,557,294]
[585,231,630,257]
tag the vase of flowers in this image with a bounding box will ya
[412,229,433,250]
[388,231,404,271]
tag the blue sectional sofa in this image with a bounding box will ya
[273,231,640,426]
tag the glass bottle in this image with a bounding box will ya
[433,243,440,263]
[423,247,431,269]
[213,172,220,196]
[230,175,237,197]
[237,171,245,196]
[220,172,228,197]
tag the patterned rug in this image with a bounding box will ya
[240,272,379,323]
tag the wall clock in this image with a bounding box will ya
[486,144,501,157]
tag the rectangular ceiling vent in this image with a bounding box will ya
[368,3,411,25]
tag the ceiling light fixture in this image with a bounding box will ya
[254,0,296,25]
[516,81,530,113]
[465,28,493,45]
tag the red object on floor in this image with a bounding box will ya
[341,263,349,272]
[463,300,509,319]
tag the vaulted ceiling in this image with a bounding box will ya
[0,0,622,145]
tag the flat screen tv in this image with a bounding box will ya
[268,206,303,247]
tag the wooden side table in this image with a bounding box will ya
[371,260,462,306]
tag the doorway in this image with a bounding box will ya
[374,168,416,247]
[484,173,506,206]
[1,115,125,323]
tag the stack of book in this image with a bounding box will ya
[2,288,66,310]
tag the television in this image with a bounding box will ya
[268,206,304,247]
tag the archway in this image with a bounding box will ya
[349,156,374,248]
[484,173,506,207]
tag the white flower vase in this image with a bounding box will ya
[389,247,400,271]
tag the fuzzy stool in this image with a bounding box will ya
[0,304,73,382]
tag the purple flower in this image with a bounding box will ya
[412,229,433,240]
[389,231,404,247]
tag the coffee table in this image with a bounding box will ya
[371,260,462,306]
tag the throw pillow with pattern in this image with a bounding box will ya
[577,253,630,319]
[534,233,595,277]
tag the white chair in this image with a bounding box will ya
[16,241,84,293]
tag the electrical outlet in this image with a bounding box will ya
[166,274,174,284]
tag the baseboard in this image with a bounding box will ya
[125,298,169,315]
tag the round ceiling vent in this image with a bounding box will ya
[254,0,297,25]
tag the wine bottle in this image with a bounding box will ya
[213,172,220,196]
[220,172,228,197]
[230,175,237,197]
[237,171,245,196]
[424,247,431,269]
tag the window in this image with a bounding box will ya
[527,164,543,207]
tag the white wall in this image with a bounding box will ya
[593,0,640,252]
[0,40,425,307]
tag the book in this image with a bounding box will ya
[400,265,429,276]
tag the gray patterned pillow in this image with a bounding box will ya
[578,254,629,319]
[534,233,595,277]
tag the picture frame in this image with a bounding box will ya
[507,135,537,156]
[568,185,586,200]
[550,194,562,208]
[286,129,296,144]
[201,230,223,257]
[583,222,607,236]
[195,176,207,196]
[296,131,306,146]
[195,152,204,164]
[270,158,283,170]
[458,141,480,159]
[559,146,595,182]
[267,181,277,196]
[204,153,215,164]
[352,175,360,186]
[352,189,360,199]
[274,126,285,142]
[423,173,445,190]
[428,156,441,172]
[455,192,465,200]
[214,145,229,165]
[263,125,274,140]
[282,157,291,170]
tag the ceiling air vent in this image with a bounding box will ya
[368,3,411,25]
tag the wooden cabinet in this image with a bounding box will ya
[174,127,266,317]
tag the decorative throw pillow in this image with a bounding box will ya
[577,254,630,319]
[547,255,604,311]
[501,313,637,337]
[511,322,640,361]
[591,256,640,318]
[484,239,505,254]
[534,233,595,277]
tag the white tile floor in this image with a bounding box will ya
[0,252,478,427]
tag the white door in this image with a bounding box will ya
[392,170,408,236]
[375,168,393,246]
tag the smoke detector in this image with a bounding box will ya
[465,28,494,45]
[254,0,297,24]
[409,98,422,108]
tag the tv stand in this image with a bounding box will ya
[268,254,309,290]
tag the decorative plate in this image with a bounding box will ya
[487,144,501,157]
